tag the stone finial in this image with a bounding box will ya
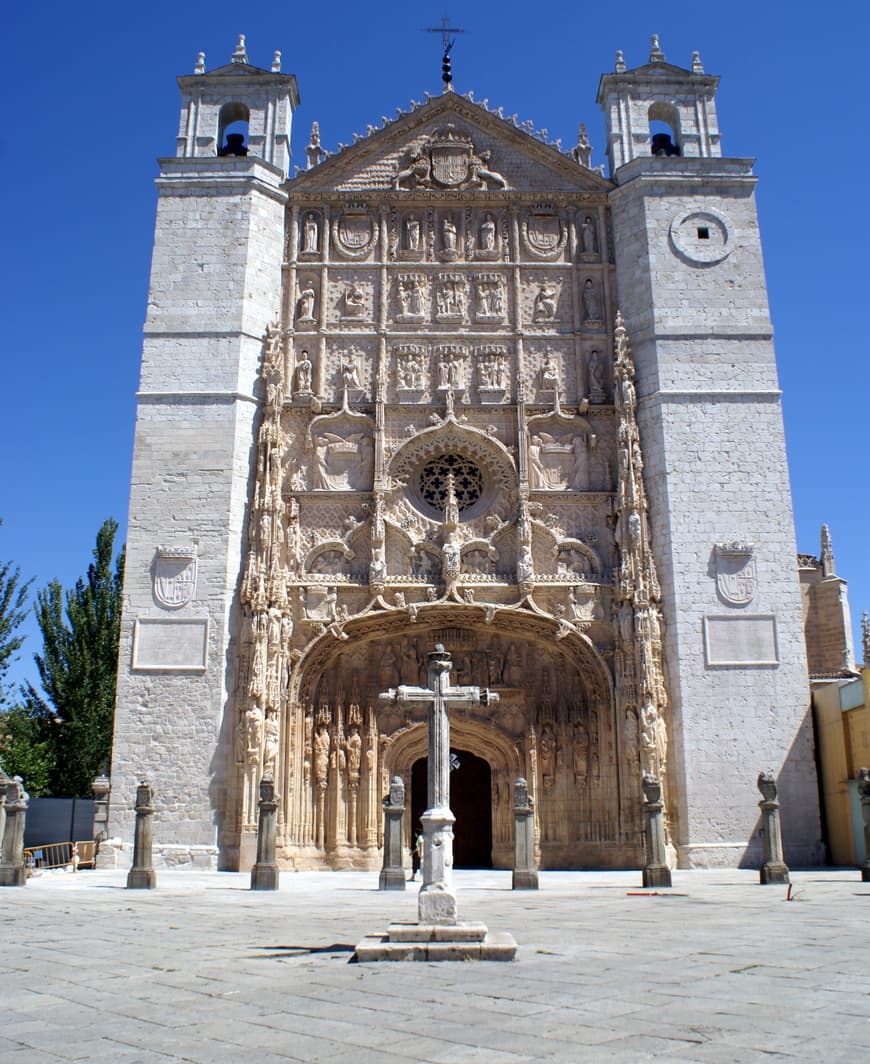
[306,122,326,169]
[615,49,626,73]
[691,50,704,73]
[232,34,248,65]
[194,52,206,75]
[271,50,282,73]
[820,524,835,577]
[862,611,869,667]
[571,123,593,168]
[757,770,777,803]
[649,34,665,63]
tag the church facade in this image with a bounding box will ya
[108,36,822,871]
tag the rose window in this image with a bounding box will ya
[419,454,483,513]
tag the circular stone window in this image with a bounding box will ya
[419,454,483,514]
[669,208,732,265]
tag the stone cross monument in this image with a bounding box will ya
[757,771,790,885]
[0,776,29,887]
[379,643,498,923]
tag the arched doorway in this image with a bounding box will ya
[412,749,493,868]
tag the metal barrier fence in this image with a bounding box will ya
[23,841,96,871]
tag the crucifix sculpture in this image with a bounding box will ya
[380,643,499,924]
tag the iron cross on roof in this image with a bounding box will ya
[422,16,466,88]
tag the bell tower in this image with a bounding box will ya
[600,38,821,867]
[108,38,299,865]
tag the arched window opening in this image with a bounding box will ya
[648,103,681,157]
[217,102,250,157]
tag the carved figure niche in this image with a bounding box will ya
[308,408,374,491]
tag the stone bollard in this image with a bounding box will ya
[0,776,30,886]
[251,776,280,890]
[126,780,157,889]
[91,773,111,847]
[857,768,870,882]
[0,766,9,850]
[757,771,790,885]
[378,776,406,891]
[512,777,538,890]
[641,772,672,888]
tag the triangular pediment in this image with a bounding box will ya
[290,92,610,194]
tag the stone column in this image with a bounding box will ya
[512,777,538,890]
[757,771,790,885]
[857,767,870,882]
[126,780,157,889]
[378,776,406,891]
[251,776,280,890]
[641,773,672,888]
[0,776,29,887]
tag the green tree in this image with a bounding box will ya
[0,518,31,708]
[24,519,125,797]
[0,706,54,795]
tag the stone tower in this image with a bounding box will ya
[598,37,820,866]
[108,39,299,865]
[107,36,821,872]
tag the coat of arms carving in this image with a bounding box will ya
[714,542,756,606]
[394,126,508,191]
[153,547,198,609]
[332,205,377,259]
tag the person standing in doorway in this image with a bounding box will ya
[409,826,424,882]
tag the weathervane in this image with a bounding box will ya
[422,15,466,90]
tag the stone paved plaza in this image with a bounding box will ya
[2,868,868,1062]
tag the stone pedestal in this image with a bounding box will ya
[641,773,672,888]
[512,777,538,890]
[418,807,457,923]
[757,771,790,885]
[857,768,870,882]
[251,777,280,891]
[0,776,29,887]
[91,773,111,850]
[378,776,406,891]
[126,780,157,889]
[355,921,517,962]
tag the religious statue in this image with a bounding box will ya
[302,212,319,254]
[517,543,534,583]
[573,719,589,780]
[340,355,362,391]
[479,212,497,252]
[533,283,557,321]
[588,349,605,401]
[263,712,279,776]
[313,724,330,785]
[344,283,364,316]
[571,435,587,488]
[540,723,556,782]
[398,278,423,318]
[528,435,548,488]
[405,214,421,251]
[442,216,458,253]
[624,708,640,765]
[442,531,461,582]
[582,278,602,322]
[244,704,264,765]
[580,216,597,256]
[312,436,330,489]
[297,284,316,322]
[541,352,560,391]
[345,724,362,781]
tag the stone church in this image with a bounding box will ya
[108,35,822,872]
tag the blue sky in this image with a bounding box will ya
[2,0,867,691]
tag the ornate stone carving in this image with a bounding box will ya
[393,126,508,191]
[578,215,598,261]
[434,344,467,393]
[395,344,427,395]
[152,546,198,609]
[300,211,320,256]
[474,274,506,323]
[587,349,606,404]
[331,204,377,259]
[297,279,317,324]
[522,207,567,260]
[341,281,366,319]
[396,273,426,322]
[582,278,603,325]
[435,274,467,321]
[714,542,757,607]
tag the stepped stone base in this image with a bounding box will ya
[354,921,517,962]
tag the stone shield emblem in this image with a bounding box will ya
[527,212,561,252]
[153,548,198,609]
[430,144,472,187]
[714,543,756,606]
[334,210,376,258]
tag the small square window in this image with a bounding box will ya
[697,227,710,240]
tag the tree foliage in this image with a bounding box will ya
[0,706,54,796]
[23,519,125,797]
[0,518,31,708]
